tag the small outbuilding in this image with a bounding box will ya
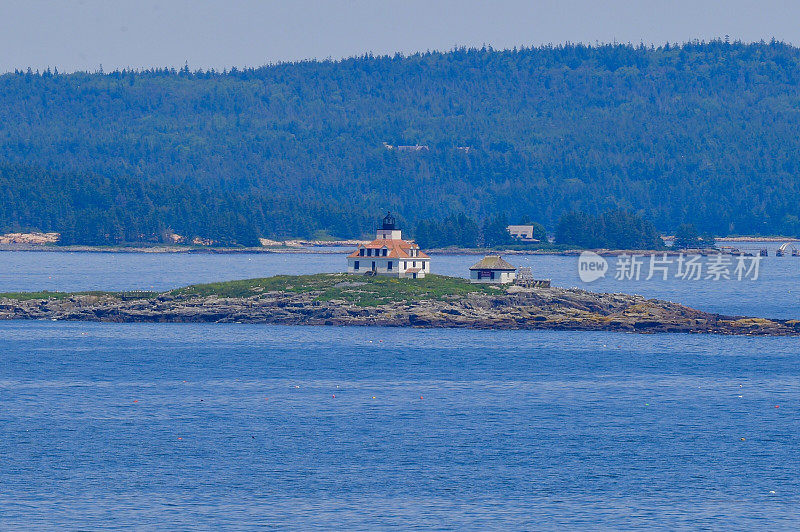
[469,255,517,284]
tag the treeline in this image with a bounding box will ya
[0,164,371,245]
[413,214,481,248]
[2,41,800,243]
[555,211,664,249]
[413,213,548,248]
[672,224,717,249]
[413,210,662,250]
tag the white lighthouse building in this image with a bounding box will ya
[347,213,431,279]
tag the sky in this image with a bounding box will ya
[0,0,798,73]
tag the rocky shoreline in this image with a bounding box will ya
[1,274,796,336]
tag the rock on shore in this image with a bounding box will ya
[0,274,796,336]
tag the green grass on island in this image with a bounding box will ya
[0,274,503,307]
[170,274,502,306]
[0,290,160,301]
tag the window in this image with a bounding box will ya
[388,261,393,270]
[478,270,493,279]
[403,261,407,269]
[359,248,364,256]
[383,248,387,256]
[371,261,376,270]
[413,261,416,268]
[354,260,359,270]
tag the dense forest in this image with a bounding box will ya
[555,210,664,249]
[1,41,800,244]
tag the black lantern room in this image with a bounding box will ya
[381,212,396,230]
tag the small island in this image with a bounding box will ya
[0,273,797,336]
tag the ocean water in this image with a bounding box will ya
[1,322,799,529]
[0,248,798,318]
[1,249,798,528]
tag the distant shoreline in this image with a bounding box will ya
[0,236,796,255]
[0,246,787,256]
[716,236,800,243]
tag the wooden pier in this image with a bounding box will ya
[514,267,551,288]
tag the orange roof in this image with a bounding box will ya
[361,238,418,249]
[347,238,430,259]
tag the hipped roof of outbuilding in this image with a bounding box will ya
[469,255,516,271]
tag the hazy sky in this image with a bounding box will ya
[0,0,797,73]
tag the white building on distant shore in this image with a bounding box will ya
[347,213,431,279]
[507,224,541,242]
[469,255,517,284]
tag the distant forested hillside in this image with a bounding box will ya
[2,41,800,244]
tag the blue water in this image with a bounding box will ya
[2,322,799,529]
[1,249,798,527]
[0,248,798,318]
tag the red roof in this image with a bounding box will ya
[347,238,430,259]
